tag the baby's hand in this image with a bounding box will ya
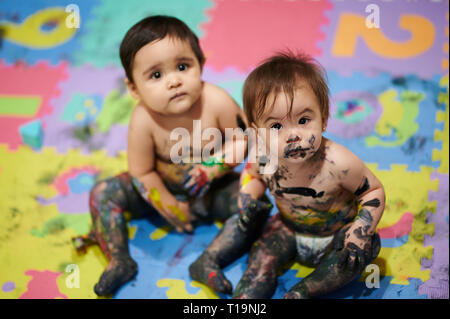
[159,197,194,233]
[336,222,372,271]
[181,165,214,198]
[237,193,273,232]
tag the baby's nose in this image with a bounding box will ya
[286,134,300,143]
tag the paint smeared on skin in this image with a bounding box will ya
[358,208,373,224]
[190,195,271,294]
[362,198,381,208]
[354,177,370,196]
[308,135,315,147]
[275,187,324,198]
[283,144,310,158]
[287,135,300,143]
[241,173,253,190]
[236,114,247,131]
[148,188,165,211]
[167,205,187,222]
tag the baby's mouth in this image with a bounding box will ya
[170,92,186,100]
[283,144,310,158]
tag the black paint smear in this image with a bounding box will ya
[362,198,380,208]
[308,135,315,148]
[354,177,370,196]
[236,114,247,131]
[358,208,373,224]
[275,187,324,198]
[392,76,406,87]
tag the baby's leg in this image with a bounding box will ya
[189,173,271,294]
[284,228,381,299]
[190,172,240,223]
[232,214,297,299]
[85,173,142,296]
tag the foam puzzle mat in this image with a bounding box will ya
[0,0,448,299]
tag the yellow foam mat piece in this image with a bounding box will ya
[157,279,219,299]
[432,74,449,174]
[0,145,127,299]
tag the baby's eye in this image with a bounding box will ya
[298,117,310,125]
[270,123,283,130]
[178,63,188,71]
[151,71,161,79]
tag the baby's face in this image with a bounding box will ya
[256,80,324,164]
[128,36,203,115]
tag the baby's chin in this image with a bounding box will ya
[164,102,194,115]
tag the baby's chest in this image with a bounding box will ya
[263,169,344,206]
[152,119,223,161]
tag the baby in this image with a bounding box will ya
[195,52,385,298]
[72,15,254,296]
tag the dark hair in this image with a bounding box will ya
[243,51,329,127]
[119,15,205,83]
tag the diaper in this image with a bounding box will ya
[295,233,334,266]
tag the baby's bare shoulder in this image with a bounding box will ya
[129,105,153,133]
[325,139,364,171]
[202,82,238,110]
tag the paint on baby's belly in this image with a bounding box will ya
[275,187,325,198]
[279,202,357,235]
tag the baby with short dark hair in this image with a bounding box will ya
[72,15,260,296]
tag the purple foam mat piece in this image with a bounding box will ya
[43,65,128,156]
[419,172,449,299]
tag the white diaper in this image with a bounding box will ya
[295,233,334,266]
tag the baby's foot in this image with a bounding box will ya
[94,257,138,296]
[189,253,232,294]
[283,288,308,299]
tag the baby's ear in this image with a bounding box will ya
[322,118,328,132]
[125,78,140,101]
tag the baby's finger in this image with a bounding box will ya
[181,174,193,187]
[159,209,186,232]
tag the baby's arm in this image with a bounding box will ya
[237,158,272,232]
[128,107,193,233]
[336,145,385,263]
[183,85,248,196]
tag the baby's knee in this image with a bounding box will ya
[89,175,124,207]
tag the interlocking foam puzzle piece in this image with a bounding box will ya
[317,0,449,78]
[0,0,99,65]
[432,75,449,174]
[418,172,449,299]
[19,270,67,299]
[325,72,443,171]
[19,119,43,149]
[365,90,423,147]
[0,61,68,150]
[157,279,218,299]
[366,164,436,285]
[73,0,212,67]
[43,65,129,156]
[36,166,100,214]
[200,0,332,73]
[0,145,128,299]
